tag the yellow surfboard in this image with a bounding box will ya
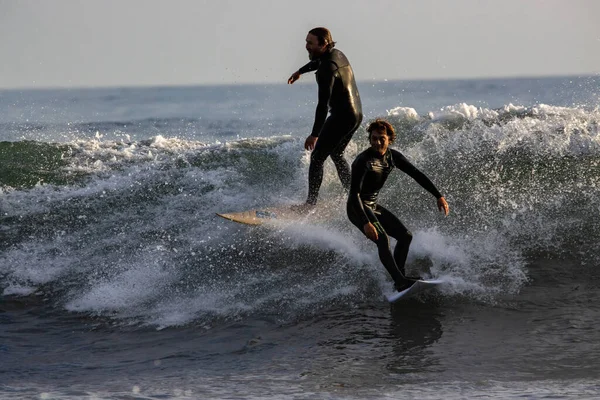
[216,205,313,226]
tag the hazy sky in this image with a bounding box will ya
[1,0,599,89]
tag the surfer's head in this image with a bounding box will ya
[367,119,395,155]
[306,27,335,60]
[367,119,396,143]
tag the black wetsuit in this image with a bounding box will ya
[297,48,363,205]
[347,147,442,288]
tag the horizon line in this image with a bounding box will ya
[1,72,598,92]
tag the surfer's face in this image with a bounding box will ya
[305,33,327,60]
[369,130,390,155]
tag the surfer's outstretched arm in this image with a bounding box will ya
[390,149,449,215]
[288,60,319,84]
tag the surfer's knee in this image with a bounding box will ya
[310,149,327,166]
[330,150,345,164]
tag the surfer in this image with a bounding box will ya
[288,27,363,210]
[347,119,449,292]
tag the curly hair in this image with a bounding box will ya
[366,119,396,143]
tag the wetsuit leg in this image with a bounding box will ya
[307,115,361,205]
[373,205,413,277]
[347,204,408,286]
[329,116,362,191]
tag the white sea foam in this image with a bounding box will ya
[65,256,173,313]
[269,221,375,266]
[387,103,600,159]
[62,135,207,173]
[387,106,420,120]
[427,103,486,122]
[2,284,36,296]
[0,241,75,286]
[409,228,528,299]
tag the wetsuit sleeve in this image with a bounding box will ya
[310,61,336,137]
[391,149,443,198]
[348,156,371,226]
[298,60,319,75]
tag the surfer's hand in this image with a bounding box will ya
[437,197,449,216]
[304,135,318,150]
[288,71,301,84]
[363,222,378,241]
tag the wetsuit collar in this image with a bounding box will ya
[315,48,334,61]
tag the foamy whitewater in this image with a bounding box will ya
[1,76,600,399]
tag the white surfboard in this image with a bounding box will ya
[216,205,314,226]
[386,279,444,303]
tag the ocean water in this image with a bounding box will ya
[1,76,599,399]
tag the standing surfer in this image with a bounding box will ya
[288,27,362,210]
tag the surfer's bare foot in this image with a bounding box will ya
[290,203,315,215]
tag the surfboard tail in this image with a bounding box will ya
[386,279,444,303]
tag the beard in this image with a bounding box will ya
[308,48,323,60]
